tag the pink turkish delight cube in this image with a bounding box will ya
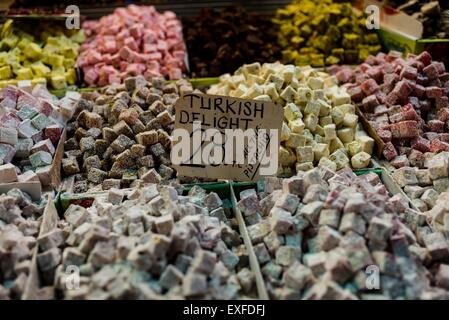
[383,142,398,161]
[390,120,419,139]
[428,120,445,133]
[430,139,449,153]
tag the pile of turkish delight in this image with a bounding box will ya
[62,76,193,193]
[208,62,375,176]
[77,5,186,87]
[0,84,77,187]
[237,167,449,299]
[0,189,47,300]
[32,185,256,300]
[332,51,449,167]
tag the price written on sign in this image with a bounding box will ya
[171,93,283,181]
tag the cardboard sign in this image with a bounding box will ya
[172,93,283,181]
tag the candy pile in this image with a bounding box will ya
[62,76,193,193]
[392,151,449,212]
[0,20,84,89]
[426,190,449,235]
[208,62,374,176]
[333,51,449,166]
[273,0,381,67]
[35,185,255,300]
[238,168,449,299]
[387,0,449,38]
[183,6,281,77]
[0,84,77,187]
[0,189,46,300]
[77,5,186,87]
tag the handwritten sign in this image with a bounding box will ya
[171,93,283,181]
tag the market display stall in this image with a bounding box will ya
[1,0,449,301]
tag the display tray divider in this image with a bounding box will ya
[229,181,269,300]
[23,194,60,300]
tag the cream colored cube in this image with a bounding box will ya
[317,99,331,116]
[357,136,375,155]
[304,114,318,132]
[289,118,305,134]
[264,83,279,101]
[284,103,302,121]
[329,149,350,170]
[281,122,291,141]
[324,124,337,141]
[304,100,320,116]
[295,87,312,106]
[330,137,345,153]
[343,113,358,128]
[232,83,248,97]
[337,128,354,143]
[346,141,362,157]
[279,146,296,166]
[282,65,295,82]
[332,90,351,106]
[337,104,355,115]
[280,86,297,103]
[330,108,344,126]
[229,74,245,88]
[290,77,300,90]
[323,75,338,87]
[351,152,371,169]
[254,95,271,101]
[307,77,324,90]
[319,116,333,126]
[285,133,306,148]
[315,125,324,136]
[313,143,330,162]
[247,74,264,86]
[296,146,314,163]
[318,157,337,171]
[315,134,325,143]
[303,129,314,145]
[296,162,314,172]
[265,74,284,91]
[243,62,261,77]
[312,90,326,101]
[243,84,263,99]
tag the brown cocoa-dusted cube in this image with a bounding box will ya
[83,155,101,171]
[131,120,146,134]
[110,134,134,153]
[74,127,89,141]
[118,108,140,126]
[130,144,146,158]
[79,136,95,153]
[112,120,133,138]
[149,100,167,116]
[94,139,108,157]
[102,127,118,144]
[145,118,163,131]
[85,112,103,129]
[102,178,121,190]
[146,93,161,106]
[62,157,80,175]
[156,110,174,127]
[64,138,79,151]
[137,155,155,168]
[87,168,108,184]
[142,168,162,183]
[136,130,158,146]
[157,130,171,149]
[139,110,155,125]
